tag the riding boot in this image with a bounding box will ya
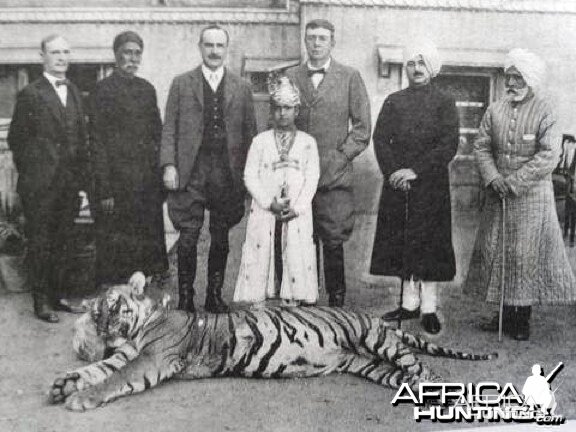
[205,269,229,313]
[324,243,346,307]
[514,306,531,341]
[205,226,230,314]
[177,230,199,313]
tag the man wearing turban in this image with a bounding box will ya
[468,48,576,340]
[234,76,320,306]
[370,39,459,334]
[90,31,168,289]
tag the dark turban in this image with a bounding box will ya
[113,31,143,53]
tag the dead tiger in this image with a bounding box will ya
[49,273,497,411]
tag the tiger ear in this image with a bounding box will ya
[128,271,146,296]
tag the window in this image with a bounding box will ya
[434,67,500,156]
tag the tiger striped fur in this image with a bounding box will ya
[50,277,497,411]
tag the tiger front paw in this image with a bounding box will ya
[64,388,105,412]
[49,372,84,404]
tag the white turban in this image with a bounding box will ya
[403,39,442,77]
[504,48,546,90]
[269,76,301,107]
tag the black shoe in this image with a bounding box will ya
[53,298,87,314]
[421,313,441,334]
[479,308,515,335]
[34,298,59,323]
[382,307,420,321]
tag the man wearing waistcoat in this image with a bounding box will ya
[287,19,371,306]
[161,25,257,313]
[8,35,89,323]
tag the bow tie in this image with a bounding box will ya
[55,79,70,87]
[307,68,326,77]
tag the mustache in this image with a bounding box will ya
[208,54,222,60]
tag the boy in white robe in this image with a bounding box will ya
[234,77,320,306]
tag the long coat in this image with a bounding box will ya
[160,66,257,194]
[234,130,320,304]
[466,93,576,306]
[90,72,168,283]
[370,84,458,281]
[286,60,371,244]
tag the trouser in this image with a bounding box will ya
[323,242,346,301]
[401,276,438,313]
[177,214,232,295]
[20,185,79,303]
[274,219,283,290]
[167,143,245,300]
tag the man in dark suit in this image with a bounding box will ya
[8,34,89,323]
[287,19,371,307]
[160,24,257,313]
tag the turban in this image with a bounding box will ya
[113,31,144,53]
[403,39,442,78]
[504,48,546,90]
[269,76,301,107]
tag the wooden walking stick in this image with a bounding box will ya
[498,197,507,342]
[398,189,410,329]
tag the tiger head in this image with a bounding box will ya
[91,272,156,344]
[74,272,160,362]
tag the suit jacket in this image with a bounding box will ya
[286,60,371,190]
[7,76,88,197]
[160,66,257,191]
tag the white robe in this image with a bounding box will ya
[234,130,320,303]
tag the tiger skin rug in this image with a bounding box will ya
[49,273,497,411]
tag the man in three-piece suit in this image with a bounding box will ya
[160,25,257,313]
[287,19,371,307]
[8,35,89,323]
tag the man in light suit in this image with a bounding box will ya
[287,19,371,306]
[161,24,257,313]
[8,34,89,323]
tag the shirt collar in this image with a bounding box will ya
[201,64,225,82]
[307,57,331,72]
[43,72,66,88]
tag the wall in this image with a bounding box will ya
[299,0,576,212]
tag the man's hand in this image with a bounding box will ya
[389,168,417,191]
[279,208,297,223]
[100,198,114,215]
[490,177,512,199]
[270,197,288,216]
[163,165,179,191]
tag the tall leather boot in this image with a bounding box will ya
[205,225,230,314]
[514,306,531,341]
[324,243,346,307]
[177,230,199,313]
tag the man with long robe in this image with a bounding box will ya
[469,48,576,340]
[91,31,168,286]
[370,40,458,334]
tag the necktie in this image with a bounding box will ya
[307,68,326,77]
[210,73,219,90]
[55,79,70,87]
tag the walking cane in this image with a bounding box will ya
[498,197,507,342]
[398,189,410,329]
